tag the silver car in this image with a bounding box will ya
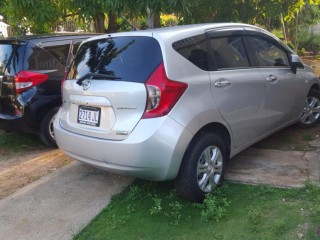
[54,23,320,202]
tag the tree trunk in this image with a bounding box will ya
[93,13,105,33]
[147,8,154,28]
[107,13,118,33]
[154,11,161,28]
[280,13,287,42]
[147,9,161,29]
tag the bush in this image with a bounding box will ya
[298,32,320,56]
[298,47,306,56]
[284,41,295,50]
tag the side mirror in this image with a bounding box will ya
[290,54,304,74]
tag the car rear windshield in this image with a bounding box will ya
[0,44,24,75]
[67,36,163,83]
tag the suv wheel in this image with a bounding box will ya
[297,89,320,128]
[40,107,59,147]
[175,133,227,202]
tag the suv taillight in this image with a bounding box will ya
[142,63,188,119]
[14,71,48,93]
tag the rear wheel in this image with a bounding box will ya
[40,107,59,147]
[297,89,320,128]
[175,133,227,202]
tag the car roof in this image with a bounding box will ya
[85,23,268,44]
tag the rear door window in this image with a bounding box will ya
[25,45,65,71]
[68,36,163,83]
[44,43,71,66]
[207,36,250,70]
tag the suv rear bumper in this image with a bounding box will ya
[54,116,193,181]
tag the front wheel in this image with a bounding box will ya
[175,133,227,202]
[40,107,59,147]
[297,89,320,128]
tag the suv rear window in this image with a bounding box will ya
[68,36,163,83]
[0,44,24,75]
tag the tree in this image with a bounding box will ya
[1,0,62,34]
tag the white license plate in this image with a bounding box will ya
[77,105,101,127]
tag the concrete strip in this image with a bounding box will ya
[0,162,133,240]
[305,151,320,184]
[226,148,309,187]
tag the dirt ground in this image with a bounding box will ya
[0,148,72,199]
[302,57,320,76]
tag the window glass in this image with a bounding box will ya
[248,36,289,67]
[0,44,24,75]
[44,43,71,66]
[68,36,163,83]
[72,42,81,56]
[172,34,208,70]
[26,45,64,70]
[208,36,249,70]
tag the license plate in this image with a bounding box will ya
[77,105,101,127]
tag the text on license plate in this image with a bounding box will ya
[77,105,101,127]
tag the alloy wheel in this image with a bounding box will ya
[197,145,223,193]
[300,96,320,125]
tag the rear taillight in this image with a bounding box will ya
[14,71,48,93]
[142,63,188,119]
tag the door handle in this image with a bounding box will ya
[267,75,278,82]
[214,80,231,87]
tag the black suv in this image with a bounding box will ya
[0,34,97,146]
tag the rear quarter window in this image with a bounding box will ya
[68,36,163,83]
[0,44,25,75]
[172,34,208,71]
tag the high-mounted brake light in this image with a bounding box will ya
[142,63,188,119]
[14,71,48,93]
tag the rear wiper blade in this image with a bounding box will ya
[76,73,121,85]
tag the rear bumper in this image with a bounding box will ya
[54,116,193,181]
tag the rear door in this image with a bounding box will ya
[59,35,163,140]
[207,30,269,148]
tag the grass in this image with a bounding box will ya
[74,181,320,240]
[0,130,46,154]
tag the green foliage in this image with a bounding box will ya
[160,14,179,27]
[1,0,62,34]
[298,32,320,56]
[284,41,295,50]
[200,193,230,222]
[1,0,320,34]
[298,47,306,55]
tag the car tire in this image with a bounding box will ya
[175,133,227,202]
[297,89,320,129]
[40,107,59,147]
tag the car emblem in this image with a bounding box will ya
[82,80,91,91]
